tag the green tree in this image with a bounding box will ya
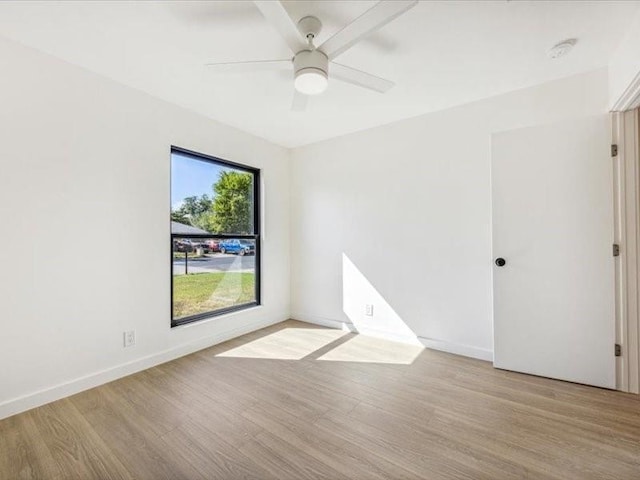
[170,209,189,225]
[208,171,253,234]
[171,194,212,230]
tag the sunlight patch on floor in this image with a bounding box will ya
[317,334,423,364]
[215,327,348,360]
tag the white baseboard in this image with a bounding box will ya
[418,336,493,362]
[291,312,353,331]
[0,313,287,420]
[292,313,493,362]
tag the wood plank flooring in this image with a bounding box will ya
[1,320,640,479]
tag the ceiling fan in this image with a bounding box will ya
[205,0,418,111]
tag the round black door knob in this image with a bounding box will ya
[495,258,506,267]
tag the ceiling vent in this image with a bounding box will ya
[548,39,577,59]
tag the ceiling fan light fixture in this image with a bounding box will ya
[293,49,329,95]
[295,68,328,95]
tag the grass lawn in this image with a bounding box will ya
[172,252,206,259]
[173,272,255,319]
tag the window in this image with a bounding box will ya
[170,147,260,327]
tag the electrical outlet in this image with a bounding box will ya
[365,304,374,316]
[124,330,136,348]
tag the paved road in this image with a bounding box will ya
[173,253,255,275]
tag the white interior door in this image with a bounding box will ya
[492,115,615,388]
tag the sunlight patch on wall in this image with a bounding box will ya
[216,327,348,360]
[342,253,423,347]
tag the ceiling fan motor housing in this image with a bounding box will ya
[293,49,328,78]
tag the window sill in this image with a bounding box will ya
[171,303,263,329]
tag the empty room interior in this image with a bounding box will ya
[2,0,640,478]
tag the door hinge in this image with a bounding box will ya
[615,344,622,357]
[612,144,619,157]
[613,244,620,257]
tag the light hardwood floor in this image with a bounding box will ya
[1,320,640,479]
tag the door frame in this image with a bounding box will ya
[612,108,640,393]
[611,70,640,112]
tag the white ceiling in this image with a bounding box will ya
[0,1,638,148]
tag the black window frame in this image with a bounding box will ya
[170,146,261,328]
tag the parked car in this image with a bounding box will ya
[194,240,210,253]
[173,239,195,253]
[205,239,220,252]
[219,239,255,256]
[174,239,209,253]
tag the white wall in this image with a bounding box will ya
[290,68,610,361]
[0,36,290,419]
[609,8,640,110]
[0,30,616,419]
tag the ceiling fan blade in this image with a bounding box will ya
[318,0,417,60]
[291,90,308,112]
[330,63,394,93]
[253,1,307,54]
[204,59,291,74]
